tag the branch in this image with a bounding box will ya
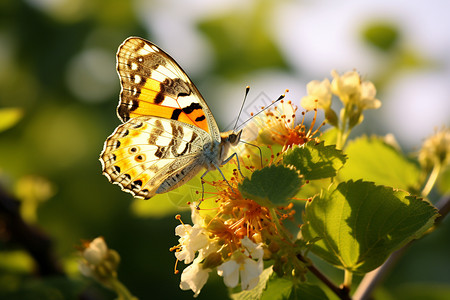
[297,254,351,300]
[0,186,64,276]
[352,194,450,300]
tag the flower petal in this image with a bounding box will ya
[217,260,240,288]
[180,260,211,297]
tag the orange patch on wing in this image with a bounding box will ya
[138,89,160,103]
[128,105,175,119]
[111,147,129,159]
[113,158,134,173]
[128,103,210,133]
[142,78,161,95]
[118,137,133,147]
[133,172,151,186]
[181,109,208,133]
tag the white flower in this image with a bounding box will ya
[180,258,212,298]
[82,237,108,265]
[175,224,209,264]
[78,260,94,278]
[217,237,264,290]
[79,237,109,277]
[331,70,361,104]
[301,78,332,110]
[174,203,210,264]
[78,237,119,281]
[360,81,381,109]
[331,70,381,110]
[419,127,450,170]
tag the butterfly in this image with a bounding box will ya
[100,37,242,200]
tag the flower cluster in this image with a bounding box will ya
[301,70,381,112]
[79,237,137,300]
[172,70,383,296]
[419,127,450,171]
[172,172,299,297]
[172,197,266,297]
[301,70,381,148]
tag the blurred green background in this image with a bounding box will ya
[1,0,449,299]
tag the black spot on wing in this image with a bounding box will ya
[118,106,130,122]
[155,91,165,104]
[195,115,206,122]
[170,102,203,121]
[183,102,202,114]
[155,147,166,159]
[129,100,139,111]
[171,109,182,120]
[113,165,121,174]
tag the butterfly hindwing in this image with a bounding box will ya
[100,116,214,199]
[116,37,221,142]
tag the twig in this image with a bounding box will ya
[297,254,351,300]
[0,186,64,276]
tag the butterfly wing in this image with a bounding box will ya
[100,116,213,199]
[116,37,221,143]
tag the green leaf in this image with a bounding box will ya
[339,136,421,193]
[231,267,328,300]
[239,165,303,206]
[361,22,400,51]
[301,180,438,273]
[231,267,273,300]
[0,108,23,132]
[261,277,328,300]
[261,277,293,300]
[320,127,339,146]
[288,283,329,300]
[283,141,347,180]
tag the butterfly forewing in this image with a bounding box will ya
[116,37,221,142]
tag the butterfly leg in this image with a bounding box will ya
[221,152,244,178]
[199,170,210,205]
[197,154,243,208]
[197,169,229,208]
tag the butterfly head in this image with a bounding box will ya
[221,129,242,147]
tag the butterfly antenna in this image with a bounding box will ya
[240,140,263,168]
[236,90,287,131]
[233,86,251,132]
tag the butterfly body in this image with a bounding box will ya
[100,37,241,199]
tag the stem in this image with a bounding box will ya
[271,208,351,299]
[336,110,347,150]
[421,163,441,197]
[296,254,351,300]
[109,277,138,300]
[343,270,353,289]
[336,106,352,150]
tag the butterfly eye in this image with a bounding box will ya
[135,154,146,162]
[129,146,139,154]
